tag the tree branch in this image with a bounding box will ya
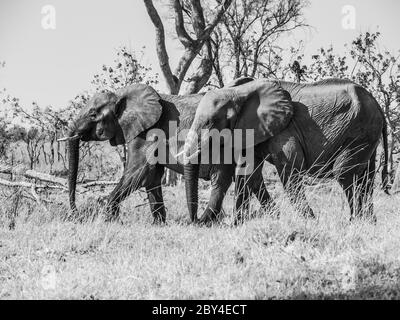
[172,0,194,47]
[189,0,206,37]
[143,0,178,94]
[198,0,233,41]
[185,40,213,94]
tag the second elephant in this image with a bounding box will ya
[183,78,389,223]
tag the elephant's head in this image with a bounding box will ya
[65,84,163,212]
[183,79,294,222]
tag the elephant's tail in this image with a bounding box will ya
[381,112,390,195]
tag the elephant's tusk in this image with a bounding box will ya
[57,134,80,142]
[172,149,200,164]
[182,149,200,165]
[174,150,185,158]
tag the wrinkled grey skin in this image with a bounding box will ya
[183,78,389,223]
[67,83,271,224]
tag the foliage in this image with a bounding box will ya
[209,0,309,86]
[91,47,159,92]
[0,117,12,158]
[307,46,349,81]
[349,32,400,139]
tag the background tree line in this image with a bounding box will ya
[1,0,399,188]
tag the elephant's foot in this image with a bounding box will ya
[183,217,198,225]
[104,214,123,224]
[104,205,123,223]
[198,207,221,226]
[350,211,377,224]
[233,202,279,226]
[152,213,166,225]
[365,214,377,224]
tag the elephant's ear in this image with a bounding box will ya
[233,81,294,148]
[225,76,255,88]
[113,84,163,144]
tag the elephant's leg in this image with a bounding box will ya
[199,165,235,226]
[234,174,252,222]
[146,167,166,224]
[234,159,276,224]
[249,178,277,214]
[146,185,166,224]
[106,163,157,222]
[248,164,277,212]
[280,167,315,218]
[338,176,356,218]
[106,174,136,222]
[268,134,314,218]
[235,175,251,221]
[359,152,376,219]
[339,152,376,221]
[274,157,314,218]
[336,148,377,221]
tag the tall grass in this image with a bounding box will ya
[0,174,399,299]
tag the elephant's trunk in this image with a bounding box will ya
[184,163,199,223]
[68,129,80,213]
[183,129,202,223]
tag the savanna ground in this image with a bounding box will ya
[1,170,400,300]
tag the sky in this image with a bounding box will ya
[0,0,399,109]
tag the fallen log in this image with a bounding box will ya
[0,164,67,186]
[80,180,119,188]
[0,178,67,190]
[0,164,118,192]
[0,178,119,193]
[25,170,67,186]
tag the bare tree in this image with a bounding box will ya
[143,0,232,94]
[143,0,232,185]
[5,98,71,172]
[209,0,308,86]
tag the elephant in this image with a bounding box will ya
[65,82,272,223]
[182,77,389,224]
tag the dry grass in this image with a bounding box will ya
[0,180,400,300]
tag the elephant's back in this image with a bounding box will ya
[284,80,384,170]
[159,93,204,131]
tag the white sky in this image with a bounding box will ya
[0,0,399,109]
